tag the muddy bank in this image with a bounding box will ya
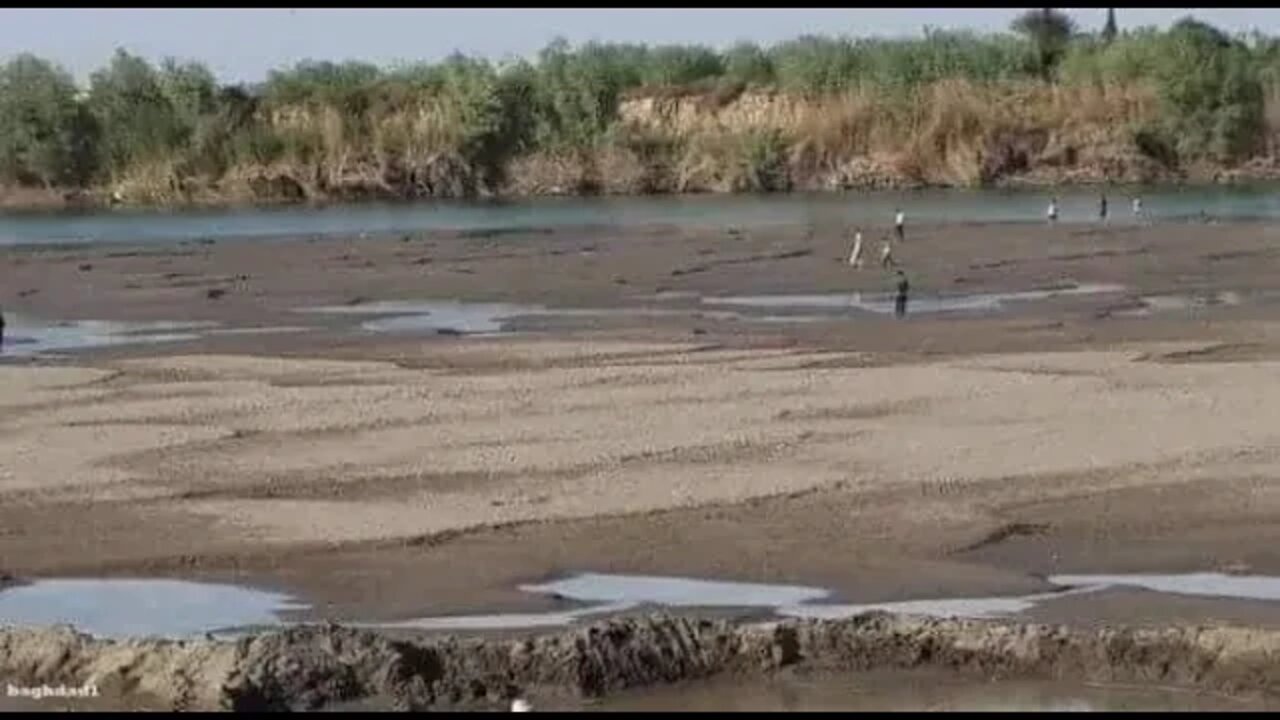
[4,613,1280,711]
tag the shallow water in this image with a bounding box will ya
[301,299,822,335]
[4,185,1280,246]
[302,300,543,335]
[576,671,1270,712]
[703,283,1128,316]
[0,315,312,358]
[366,571,1280,632]
[0,316,215,358]
[776,584,1105,622]
[522,572,832,607]
[0,579,307,639]
[352,601,639,632]
[10,571,1280,639]
[1048,573,1280,602]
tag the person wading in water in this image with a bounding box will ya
[1099,193,1108,223]
[894,270,910,318]
[848,229,864,268]
[0,308,5,350]
[1047,197,1059,224]
[879,236,895,269]
[894,208,906,242]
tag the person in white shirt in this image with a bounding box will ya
[848,229,864,268]
[1047,197,1059,224]
[894,208,906,242]
[1132,196,1144,222]
[880,237,895,268]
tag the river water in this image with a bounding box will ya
[2,185,1279,246]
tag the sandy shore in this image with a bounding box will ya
[4,218,1280,707]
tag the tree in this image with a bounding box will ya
[1011,8,1077,80]
[87,50,186,176]
[722,42,775,86]
[1102,8,1118,44]
[0,54,98,186]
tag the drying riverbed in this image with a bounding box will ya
[5,217,1280,709]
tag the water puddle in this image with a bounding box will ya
[776,584,1103,622]
[0,316,215,358]
[579,671,1267,712]
[370,571,1280,632]
[523,573,831,607]
[0,315,315,358]
[301,300,830,336]
[703,283,1127,316]
[301,300,541,335]
[1048,573,1280,602]
[353,601,639,633]
[205,326,312,337]
[12,571,1280,639]
[0,579,307,639]
[1111,291,1244,317]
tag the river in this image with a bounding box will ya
[1,184,1278,247]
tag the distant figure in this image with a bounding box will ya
[848,230,864,268]
[0,308,5,350]
[1047,197,1059,224]
[894,270,910,318]
[1132,196,1144,222]
[894,208,906,242]
[1099,193,1108,222]
[880,237,895,269]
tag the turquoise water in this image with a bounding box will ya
[1,185,1278,246]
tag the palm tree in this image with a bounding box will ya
[1010,8,1078,81]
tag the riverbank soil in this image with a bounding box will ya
[5,219,1280,706]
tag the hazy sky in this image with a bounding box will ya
[1,8,1275,84]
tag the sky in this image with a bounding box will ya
[1,8,1275,84]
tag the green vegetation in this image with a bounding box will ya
[1,10,1278,204]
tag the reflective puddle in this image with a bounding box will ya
[703,283,1127,316]
[301,300,542,335]
[9,571,1280,639]
[1047,572,1280,602]
[523,572,831,607]
[0,579,307,639]
[369,571,1280,632]
[0,315,310,358]
[0,316,215,357]
[301,300,827,335]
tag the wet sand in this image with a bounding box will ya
[4,218,1280,707]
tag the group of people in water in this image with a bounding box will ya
[847,195,1148,318]
[1046,193,1145,224]
[845,208,911,317]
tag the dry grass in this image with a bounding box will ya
[613,78,1162,188]
[101,77,1177,204]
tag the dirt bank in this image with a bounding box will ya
[5,613,1280,711]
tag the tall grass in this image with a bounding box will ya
[0,14,1273,200]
